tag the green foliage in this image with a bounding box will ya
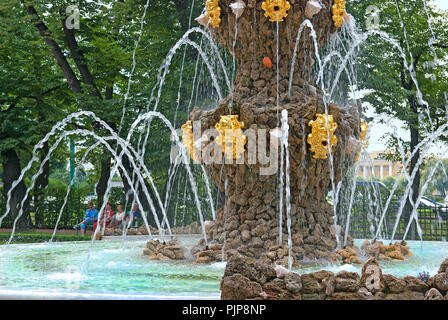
[33,179,89,228]
[348,0,448,145]
[421,158,448,198]
[0,0,226,231]
[0,0,70,154]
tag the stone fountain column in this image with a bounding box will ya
[191,0,361,263]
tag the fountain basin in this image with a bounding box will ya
[0,235,223,300]
[293,239,448,278]
[0,236,447,300]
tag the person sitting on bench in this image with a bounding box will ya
[109,204,125,229]
[126,203,141,228]
[98,202,115,228]
[74,201,99,236]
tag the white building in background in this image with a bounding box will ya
[357,150,402,179]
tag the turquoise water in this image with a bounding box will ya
[0,236,447,299]
[292,240,448,278]
[0,235,224,299]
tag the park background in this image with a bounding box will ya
[0,0,447,243]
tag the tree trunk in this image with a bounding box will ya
[119,153,162,227]
[405,94,421,240]
[33,140,50,227]
[95,86,117,209]
[96,152,111,207]
[1,149,30,231]
[22,3,82,95]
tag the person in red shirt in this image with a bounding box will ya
[98,202,115,229]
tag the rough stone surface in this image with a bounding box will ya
[385,291,425,300]
[301,270,334,296]
[302,293,326,300]
[284,272,302,294]
[439,258,448,274]
[373,292,385,300]
[361,240,412,261]
[219,256,448,300]
[220,274,262,300]
[223,255,276,285]
[191,241,227,264]
[360,258,385,294]
[191,0,360,261]
[327,292,360,300]
[335,271,360,292]
[403,276,429,292]
[142,239,186,261]
[432,273,448,292]
[383,274,406,294]
[425,288,444,300]
[357,287,374,300]
[332,246,362,265]
[263,278,289,299]
[104,228,114,236]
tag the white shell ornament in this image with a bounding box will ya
[305,0,323,19]
[195,13,210,27]
[230,0,246,19]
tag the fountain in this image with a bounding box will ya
[187,0,361,262]
[1,0,448,301]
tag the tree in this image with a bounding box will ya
[421,158,448,200]
[0,0,71,230]
[348,0,448,239]
[12,0,219,227]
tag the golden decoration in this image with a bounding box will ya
[307,114,338,159]
[332,0,346,28]
[355,121,370,161]
[360,121,370,149]
[181,121,197,161]
[215,115,247,160]
[206,0,221,28]
[261,0,291,22]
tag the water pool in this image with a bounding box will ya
[0,236,447,299]
[0,235,223,299]
[292,240,448,277]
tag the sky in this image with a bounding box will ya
[435,0,448,10]
[365,0,447,154]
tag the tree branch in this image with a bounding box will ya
[60,16,102,99]
[433,43,448,49]
[21,2,82,95]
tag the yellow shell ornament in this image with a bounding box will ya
[307,114,338,159]
[355,121,369,161]
[261,0,291,22]
[215,115,247,160]
[332,0,346,28]
[181,121,197,161]
[206,0,221,28]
